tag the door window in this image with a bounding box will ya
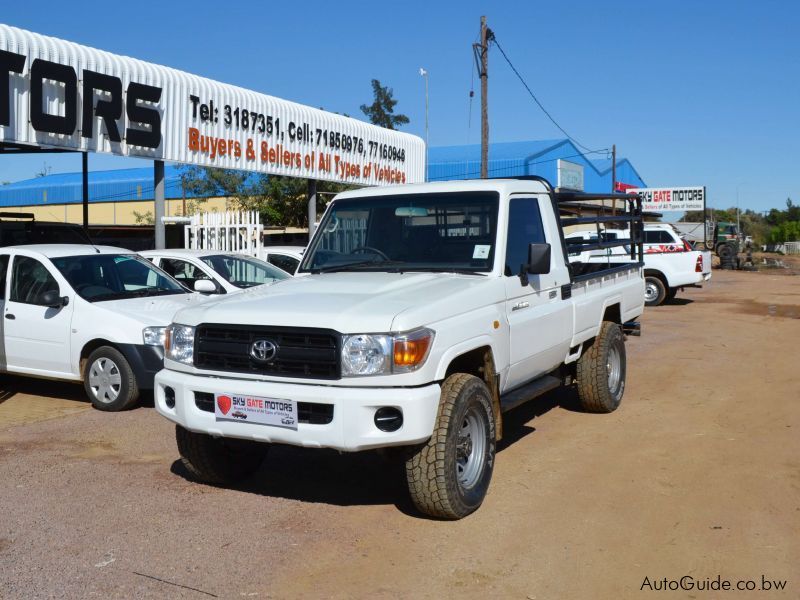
[160,258,213,289]
[505,198,546,276]
[643,230,674,244]
[267,253,300,274]
[10,256,59,305]
[0,255,8,300]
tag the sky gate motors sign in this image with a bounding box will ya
[0,25,424,186]
[629,186,706,212]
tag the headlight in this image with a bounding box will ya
[341,328,434,377]
[165,324,195,365]
[341,334,392,376]
[142,326,167,347]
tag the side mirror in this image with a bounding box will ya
[40,289,68,308]
[527,243,551,275]
[194,279,217,294]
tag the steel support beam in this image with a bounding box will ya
[154,160,165,249]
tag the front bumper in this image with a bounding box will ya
[154,369,441,452]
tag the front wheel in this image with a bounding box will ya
[405,374,496,520]
[83,346,139,411]
[576,321,627,413]
[176,426,268,485]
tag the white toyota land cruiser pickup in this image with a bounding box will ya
[155,178,645,519]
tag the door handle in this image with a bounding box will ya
[512,301,530,311]
[5,314,15,320]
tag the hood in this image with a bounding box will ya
[172,272,502,333]
[92,293,208,327]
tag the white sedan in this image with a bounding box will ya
[140,249,289,295]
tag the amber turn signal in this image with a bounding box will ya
[392,329,434,371]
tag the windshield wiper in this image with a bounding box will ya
[393,267,486,276]
[91,288,183,301]
[310,260,404,274]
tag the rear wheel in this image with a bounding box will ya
[644,275,666,306]
[576,321,627,413]
[405,374,496,520]
[176,426,268,485]
[83,346,139,411]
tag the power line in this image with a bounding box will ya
[491,35,596,153]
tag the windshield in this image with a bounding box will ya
[200,255,289,288]
[52,254,187,302]
[300,192,499,274]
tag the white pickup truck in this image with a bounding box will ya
[155,178,645,519]
[565,223,712,306]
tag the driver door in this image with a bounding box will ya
[3,253,74,376]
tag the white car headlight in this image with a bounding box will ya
[341,334,392,376]
[142,326,167,347]
[165,324,195,365]
[341,328,434,377]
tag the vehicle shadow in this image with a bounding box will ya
[0,374,86,406]
[664,297,693,306]
[169,386,570,517]
[0,374,155,410]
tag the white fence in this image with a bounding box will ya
[785,242,800,255]
[184,211,263,257]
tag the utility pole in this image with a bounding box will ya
[611,144,616,193]
[476,16,490,179]
[611,144,617,216]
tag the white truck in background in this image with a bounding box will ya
[565,223,712,306]
[155,178,645,519]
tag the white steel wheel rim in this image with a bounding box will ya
[88,358,122,403]
[456,404,487,490]
[644,281,659,303]
[607,344,622,394]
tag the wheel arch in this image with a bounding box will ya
[437,341,503,441]
[79,338,122,378]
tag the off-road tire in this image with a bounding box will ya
[644,275,667,306]
[83,346,139,411]
[665,287,678,302]
[405,374,495,520]
[175,425,268,485]
[576,321,626,413]
[717,243,735,260]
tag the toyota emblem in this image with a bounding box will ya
[250,339,278,363]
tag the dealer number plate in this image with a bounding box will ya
[214,393,298,430]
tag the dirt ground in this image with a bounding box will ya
[1,267,798,599]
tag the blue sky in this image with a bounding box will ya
[1,0,798,213]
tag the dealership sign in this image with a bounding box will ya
[628,186,706,212]
[557,159,584,191]
[0,25,425,185]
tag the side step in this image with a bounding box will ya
[622,320,641,336]
[500,375,561,413]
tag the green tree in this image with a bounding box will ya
[178,166,352,228]
[360,79,410,130]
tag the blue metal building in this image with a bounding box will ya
[0,165,189,207]
[427,139,645,191]
[0,139,646,209]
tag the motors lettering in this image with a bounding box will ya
[0,49,162,148]
[232,396,293,413]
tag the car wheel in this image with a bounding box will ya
[83,346,139,411]
[644,275,667,306]
[576,321,627,413]
[176,425,268,485]
[405,374,496,520]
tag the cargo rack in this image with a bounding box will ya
[493,176,645,282]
